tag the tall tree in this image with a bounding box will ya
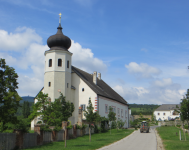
[0,58,22,132]
[28,91,49,122]
[180,90,189,130]
[84,97,99,142]
[108,106,116,134]
[22,101,30,118]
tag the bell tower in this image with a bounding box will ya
[44,14,72,102]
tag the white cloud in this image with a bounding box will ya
[113,78,185,104]
[0,27,42,51]
[125,62,161,78]
[69,40,107,73]
[0,27,107,96]
[141,48,148,52]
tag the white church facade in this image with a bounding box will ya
[31,17,129,129]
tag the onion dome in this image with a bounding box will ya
[47,24,71,50]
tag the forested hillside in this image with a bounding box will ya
[129,104,160,115]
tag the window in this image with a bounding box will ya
[121,109,123,117]
[67,60,69,68]
[49,59,52,67]
[158,113,160,115]
[48,82,51,87]
[82,88,84,92]
[163,113,166,116]
[113,107,116,113]
[105,104,108,113]
[81,104,86,111]
[58,59,62,67]
[118,108,120,116]
[67,83,69,88]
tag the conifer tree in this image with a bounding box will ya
[0,58,22,132]
[22,101,30,118]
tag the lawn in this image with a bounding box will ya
[23,129,134,150]
[157,126,189,150]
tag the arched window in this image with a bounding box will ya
[49,59,52,67]
[58,59,62,67]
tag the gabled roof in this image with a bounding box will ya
[155,104,180,111]
[72,66,128,105]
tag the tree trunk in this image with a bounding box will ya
[65,129,67,147]
[89,126,91,142]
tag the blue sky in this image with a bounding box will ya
[1,0,189,104]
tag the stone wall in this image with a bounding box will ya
[133,115,152,120]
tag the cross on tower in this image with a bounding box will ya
[59,13,62,24]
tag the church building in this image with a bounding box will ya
[31,16,129,129]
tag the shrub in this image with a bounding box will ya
[82,124,87,129]
[66,125,73,129]
[37,121,42,124]
[40,125,52,132]
[111,121,117,129]
[176,125,181,128]
[184,125,188,129]
[53,126,62,132]
[76,124,81,129]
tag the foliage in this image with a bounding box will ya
[139,113,143,118]
[178,89,189,129]
[40,125,52,132]
[151,113,156,121]
[117,119,125,129]
[84,97,99,123]
[28,91,49,122]
[67,120,73,129]
[37,121,42,124]
[108,106,116,122]
[13,117,30,133]
[111,121,117,129]
[76,124,81,129]
[0,58,22,132]
[84,97,100,141]
[53,126,62,132]
[29,92,74,128]
[82,124,87,129]
[176,125,181,128]
[184,125,188,129]
[22,101,30,118]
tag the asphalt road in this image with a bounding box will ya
[98,126,158,150]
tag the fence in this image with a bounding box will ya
[0,133,16,150]
[0,124,97,150]
[23,133,38,149]
[159,120,188,126]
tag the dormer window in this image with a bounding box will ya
[82,88,84,92]
[58,59,62,67]
[49,59,52,67]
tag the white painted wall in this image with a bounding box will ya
[98,96,129,128]
[71,72,97,124]
[154,110,180,121]
[44,50,72,102]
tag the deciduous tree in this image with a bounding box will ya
[0,58,22,132]
[108,106,116,134]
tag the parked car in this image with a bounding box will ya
[140,121,150,133]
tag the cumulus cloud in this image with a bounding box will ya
[69,40,107,73]
[125,62,161,78]
[0,27,107,96]
[113,78,185,104]
[0,27,42,51]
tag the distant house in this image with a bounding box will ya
[154,104,180,121]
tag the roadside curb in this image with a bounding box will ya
[155,129,165,150]
[97,130,137,150]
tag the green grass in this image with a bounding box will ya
[157,126,189,150]
[23,129,134,150]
